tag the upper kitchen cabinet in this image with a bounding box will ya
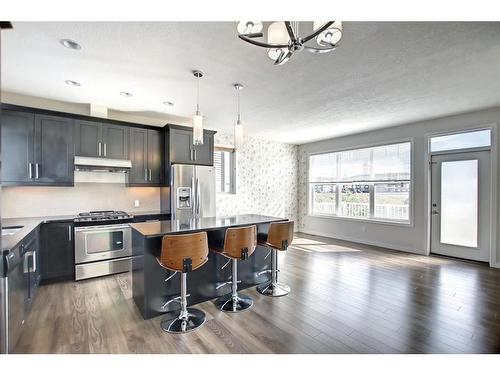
[1,110,74,186]
[74,120,128,159]
[167,125,216,166]
[34,115,74,185]
[1,110,35,184]
[128,127,164,186]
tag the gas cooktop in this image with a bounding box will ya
[74,210,133,223]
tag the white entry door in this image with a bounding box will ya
[430,151,491,262]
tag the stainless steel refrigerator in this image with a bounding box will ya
[169,164,216,221]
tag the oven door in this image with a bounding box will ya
[74,224,132,264]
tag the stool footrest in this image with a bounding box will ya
[161,294,191,309]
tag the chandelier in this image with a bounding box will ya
[237,21,342,65]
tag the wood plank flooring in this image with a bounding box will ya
[14,233,500,353]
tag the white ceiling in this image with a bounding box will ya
[2,22,500,144]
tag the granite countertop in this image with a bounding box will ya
[131,214,287,238]
[130,210,171,217]
[2,215,76,252]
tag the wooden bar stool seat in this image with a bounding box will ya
[210,225,257,312]
[257,221,294,297]
[156,232,209,333]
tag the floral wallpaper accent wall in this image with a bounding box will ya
[214,131,299,225]
[297,147,309,232]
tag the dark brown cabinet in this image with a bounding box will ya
[167,125,215,166]
[128,127,164,186]
[1,111,74,186]
[40,222,74,282]
[74,120,128,159]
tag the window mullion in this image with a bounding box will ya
[369,183,375,219]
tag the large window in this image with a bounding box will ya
[309,142,411,223]
[214,147,236,194]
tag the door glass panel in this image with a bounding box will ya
[86,231,124,254]
[430,129,491,152]
[440,160,478,248]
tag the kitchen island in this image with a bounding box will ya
[130,214,287,319]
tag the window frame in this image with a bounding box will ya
[306,138,414,227]
[214,146,236,194]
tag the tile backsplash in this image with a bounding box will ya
[2,184,161,218]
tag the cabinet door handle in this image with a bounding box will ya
[28,163,33,179]
[31,251,37,273]
[144,169,148,181]
[98,142,102,156]
[104,143,107,157]
[194,149,197,161]
[190,149,193,161]
[68,225,72,241]
[35,163,39,179]
[149,169,152,181]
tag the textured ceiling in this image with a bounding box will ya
[2,22,500,144]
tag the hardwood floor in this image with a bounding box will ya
[14,233,500,354]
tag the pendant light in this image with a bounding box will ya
[192,70,204,145]
[234,83,244,148]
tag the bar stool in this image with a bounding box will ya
[211,225,257,312]
[257,221,294,297]
[156,231,209,333]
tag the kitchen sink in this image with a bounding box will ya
[1,225,24,236]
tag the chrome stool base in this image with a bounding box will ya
[160,308,206,333]
[214,293,253,312]
[257,281,291,297]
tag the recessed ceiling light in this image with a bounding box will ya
[60,39,81,50]
[120,92,132,97]
[65,80,81,87]
[163,101,174,106]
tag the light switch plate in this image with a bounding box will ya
[134,200,140,207]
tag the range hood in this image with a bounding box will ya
[74,156,132,173]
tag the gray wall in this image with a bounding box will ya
[298,106,499,266]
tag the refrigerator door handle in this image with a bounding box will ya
[196,177,201,217]
[191,175,196,218]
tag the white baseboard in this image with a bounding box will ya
[298,229,426,256]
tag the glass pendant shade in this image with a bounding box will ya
[193,111,203,145]
[267,22,290,44]
[234,120,243,148]
[313,21,343,46]
[237,21,263,35]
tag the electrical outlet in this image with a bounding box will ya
[134,200,140,207]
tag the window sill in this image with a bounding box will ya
[306,214,413,228]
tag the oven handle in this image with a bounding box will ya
[74,224,131,232]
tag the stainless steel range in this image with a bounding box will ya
[74,211,133,281]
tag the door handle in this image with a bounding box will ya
[194,149,197,161]
[144,169,147,181]
[68,225,72,241]
[35,163,39,179]
[28,163,33,179]
[104,143,107,157]
[190,149,193,161]
[98,142,102,157]
[149,169,152,181]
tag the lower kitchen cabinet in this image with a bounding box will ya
[40,222,75,282]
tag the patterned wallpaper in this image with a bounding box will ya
[214,131,299,224]
[297,147,309,231]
